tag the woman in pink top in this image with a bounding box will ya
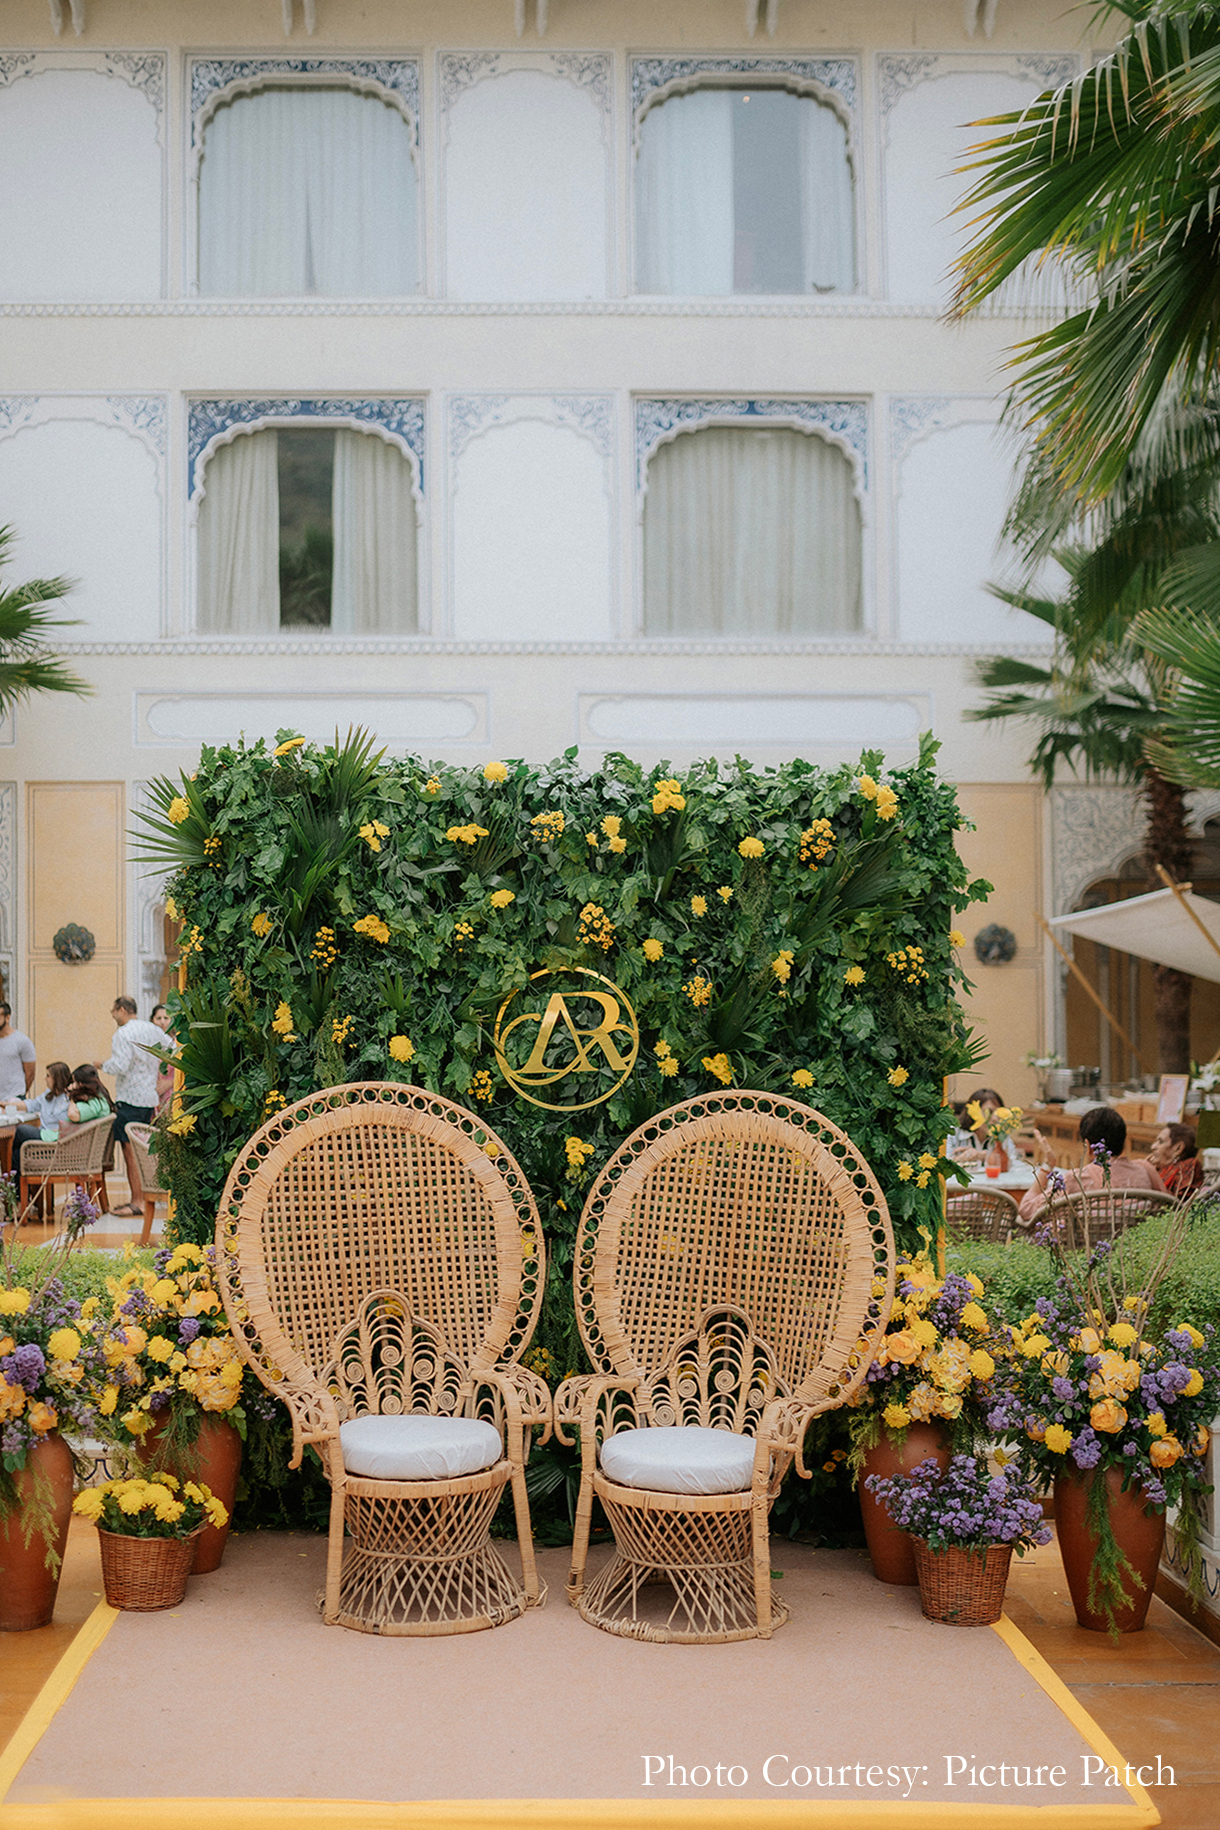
[1018,1105,1166,1227]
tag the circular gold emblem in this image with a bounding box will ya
[493,967,640,1111]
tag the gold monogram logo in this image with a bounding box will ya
[493,968,640,1110]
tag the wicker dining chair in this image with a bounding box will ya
[214,1082,551,1636]
[1042,1187,1176,1250]
[554,1091,894,1644]
[124,1122,169,1247]
[18,1116,113,1222]
[944,1187,1020,1244]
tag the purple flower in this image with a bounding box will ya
[2,1343,46,1394]
[178,1316,200,1345]
[1071,1428,1101,1470]
[1052,1377,1074,1403]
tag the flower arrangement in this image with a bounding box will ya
[865,1454,1051,1557]
[850,1245,1006,1446]
[967,1099,1024,1147]
[1,1183,102,1476]
[80,1243,247,1454]
[73,1470,227,1539]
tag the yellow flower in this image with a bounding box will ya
[483,761,508,783]
[966,1100,984,1127]
[353,914,390,944]
[884,1331,920,1366]
[915,1170,930,1189]
[47,1327,80,1361]
[967,1349,995,1381]
[959,1302,988,1333]
[27,1401,57,1433]
[875,785,899,822]
[949,930,965,948]
[530,811,565,842]
[691,895,707,917]
[791,1069,814,1089]
[73,1488,104,1522]
[659,1056,679,1077]
[168,1111,196,1137]
[911,1318,938,1348]
[1146,1411,1168,1438]
[655,1040,672,1059]
[164,896,179,921]
[771,949,794,984]
[146,1336,175,1364]
[897,1161,914,1181]
[446,824,489,846]
[857,774,878,800]
[737,837,764,859]
[642,938,664,962]
[1176,1323,1205,1348]
[702,1053,734,1086]
[651,778,686,815]
[98,1385,119,1416]
[564,1136,594,1168]
[918,1152,938,1171]
[263,1089,285,1114]
[122,1406,155,1437]
[600,816,622,839]
[167,796,191,824]
[251,911,273,938]
[1090,1398,1128,1434]
[717,885,733,902]
[272,1001,297,1041]
[586,831,599,848]
[358,820,390,852]
[844,965,865,986]
[1151,1436,1184,1467]
[882,1403,911,1430]
[1075,1327,1102,1355]
[1043,1424,1073,1455]
[887,1066,909,1087]
[274,736,306,757]
[388,1035,415,1064]
[331,1014,355,1047]
[425,776,441,795]
[1108,1322,1138,1349]
[1182,1369,1204,1398]
[684,976,711,1008]
[468,1069,494,1102]
[608,836,627,854]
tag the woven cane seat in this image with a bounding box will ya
[340,1415,503,1483]
[599,1426,755,1497]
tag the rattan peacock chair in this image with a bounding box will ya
[215,1082,551,1636]
[554,1091,894,1644]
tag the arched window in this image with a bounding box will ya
[635,85,854,295]
[642,424,862,635]
[198,426,418,634]
[198,85,418,296]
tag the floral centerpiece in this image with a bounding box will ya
[0,1179,104,1628]
[74,1470,229,1611]
[967,1099,1024,1169]
[986,1193,1218,1633]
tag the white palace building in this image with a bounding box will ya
[0,0,1182,1091]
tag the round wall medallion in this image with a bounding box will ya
[973,923,1017,965]
[52,923,96,964]
[494,967,639,1111]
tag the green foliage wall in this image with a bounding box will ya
[140,732,989,1355]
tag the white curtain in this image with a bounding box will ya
[197,430,280,634]
[635,89,734,295]
[800,100,856,294]
[331,431,418,634]
[198,85,417,296]
[643,425,862,636]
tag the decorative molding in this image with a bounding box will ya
[0,393,167,461]
[101,51,166,116]
[188,396,426,499]
[1014,54,1081,90]
[54,636,1056,658]
[104,396,167,455]
[135,692,488,748]
[438,48,612,115]
[0,56,36,89]
[0,297,1015,321]
[547,53,613,112]
[1049,785,1220,916]
[438,51,502,110]
[0,399,37,437]
[631,54,857,118]
[0,782,15,1018]
[0,49,165,139]
[189,56,421,146]
[889,395,999,467]
[877,49,1080,121]
[635,396,868,491]
[875,53,940,116]
[447,393,614,461]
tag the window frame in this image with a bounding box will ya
[628,60,862,300]
[185,56,424,300]
[187,398,427,641]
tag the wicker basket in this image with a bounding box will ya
[98,1527,204,1611]
[913,1539,1013,1627]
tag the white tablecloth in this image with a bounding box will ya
[960,1162,1037,1193]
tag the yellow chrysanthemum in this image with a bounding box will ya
[353,914,390,944]
[887,1066,909,1087]
[274,737,306,757]
[272,1001,297,1041]
[1043,1423,1072,1455]
[737,837,764,859]
[47,1327,80,1361]
[691,895,707,917]
[483,761,508,783]
[949,930,965,948]
[897,1161,914,1181]
[251,911,273,938]
[717,885,733,902]
[844,965,865,986]
[167,796,191,824]
[918,1152,938,1171]
[642,938,663,962]
[791,1069,814,1089]
[882,1403,911,1430]
[702,1052,734,1086]
[489,890,515,909]
[388,1035,415,1064]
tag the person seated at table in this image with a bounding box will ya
[65,1063,113,1125]
[11,1061,72,1176]
[1147,1121,1202,1198]
[946,1088,1025,1167]
[1018,1105,1166,1226]
[151,1004,175,1118]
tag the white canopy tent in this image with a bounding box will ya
[1047,886,1220,985]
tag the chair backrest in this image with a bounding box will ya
[215,1083,543,1392]
[323,1291,467,1422]
[32,1116,112,1174]
[573,1091,894,1406]
[1044,1187,1176,1249]
[125,1123,167,1197]
[945,1187,1019,1243]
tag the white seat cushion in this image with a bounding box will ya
[339,1414,502,1482]
[598,1425,757,1497]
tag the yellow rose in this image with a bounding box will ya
[884,1330,920,1365]
[27,1401,57,1433]
[882,1403,911,1430]
[737,837,764,858]
[489,890,515,909]
[1108,1323,1138,1349]
[1043,1424,1072,1454]
[388,1035,415,1064]
[642,938,663,962]
[967,1349,995,1381]
[483,761,508,783]
[1026,1417,1047,1442]
[1150,1436,1184,1468]
[47,1327,80,1361]
[1090,1398,1128,1434]
[1194,1424,1211,1455]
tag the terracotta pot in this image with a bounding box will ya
[859,1422,952,1586]
[138,1411,241,1574]
[1054,1466,1166,1633]
[0,1433,75,1631]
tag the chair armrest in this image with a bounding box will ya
[755,1397,829,1483]
[552,1374,642,1479]
[275,1377,342,1472]
[466,1365,553,1464]
[553,1374,599,1447]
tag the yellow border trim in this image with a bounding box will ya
[0,1598,119,1801]
[0,1609,1160,1830]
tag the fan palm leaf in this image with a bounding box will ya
[0,525,90,710]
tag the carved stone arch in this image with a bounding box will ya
[187,398,427,515]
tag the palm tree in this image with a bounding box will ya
[0,525,90,711]
[952,3,1220,507]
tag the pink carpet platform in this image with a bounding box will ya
[0,1535,1159,1829]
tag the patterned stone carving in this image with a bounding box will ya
[878,50,1080,120]
[635,397,868,491]
[439,50,612,115]
[0,56,36,90]
[889,397,956,468]
[631,55,856,118]
[1014,55,1081,90]
[105,396,167,455]
[438,52,503,111]
[0,399,38,438]
[448,393,613,461]
[188,397,426,498]
[1050,785,1220,915]
[101,51,166,117]
[549,53,613,112]
[190,57,421,146]
[0,395,166,460]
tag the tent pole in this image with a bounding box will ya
[1039,917,1155,1076]
[1154,864,1220,970]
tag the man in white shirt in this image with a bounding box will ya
[95,997,163,1217]
[0,1003,35,1102]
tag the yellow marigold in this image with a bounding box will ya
[251,912,273,938]
[1043,1423,1073,1455]
[737,837,764,859]
[1090,1398,1128,1434]
[489,889,515,909]
[358,820,390,852]
[717,885,733,902]
[791,1068,814,1089]
[882,1403,911,1430]
[388,1035,415,1064]
[642,938,664,962]
[483,761,508,783]
[167,796,191,824]
[353,914,390,944]
[844,965,865,986]
[771,949,794,984]
[274,736,306,757]
[887,1065,909,1087]
[691,895,707,917]
[897,1160,913,1181]
[949,930,965,948]
[98,1385,119,1416]
[446,823,489,846]
[1150,1436,1184,1467]
[272,1001,297,1041]
[168,1111,196,1137]
[47,1327,80,1361]
[702,1052,734,1086]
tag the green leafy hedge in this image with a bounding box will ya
[139,730,989,1361]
